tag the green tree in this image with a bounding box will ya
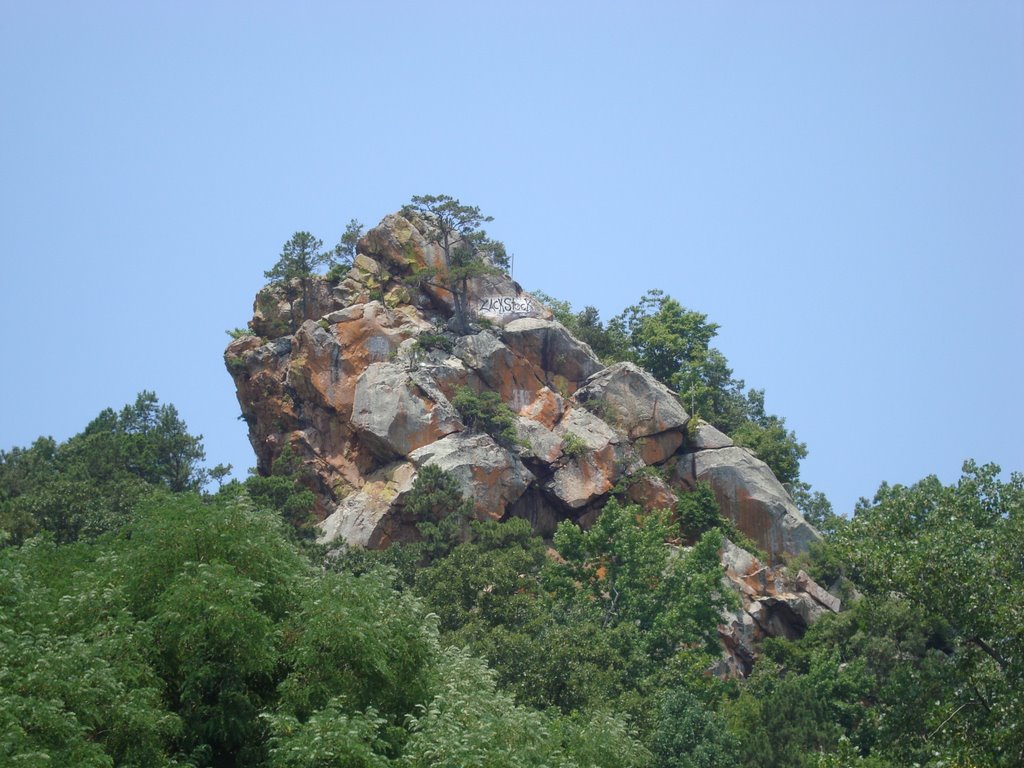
[825,461,1024,764]
[610,290,720,402]
[649,688,741,768]
[402,194,508,334]
[0,392,215,544]
[0,538,180,766]
[552,500,731,660]
[402,463,475,561]
[265,231,331,331]
[326,218,363,282]
[337,217,363,262]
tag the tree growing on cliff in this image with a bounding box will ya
[327,218,363,280]
[265,232,330,331]
[402,194,508,334]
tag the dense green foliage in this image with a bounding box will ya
[451,385,521,448]
[0,391,223,545]
[3,392,1022,768]
[0,489,655,766]
[721,461,1024,768]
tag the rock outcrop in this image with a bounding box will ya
[716,539,841,677]
[226,209,820,564]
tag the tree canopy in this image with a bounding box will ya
[0,391,220,545]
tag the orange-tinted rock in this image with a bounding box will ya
[637,430,685,466]
[519,386,564,428]
[715,539,840,678]
[227,207,822,567]
[624,474,679,511]
[454,331,547,405]
[546,408,643,509]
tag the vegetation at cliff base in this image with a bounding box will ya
[3,391,1022,767]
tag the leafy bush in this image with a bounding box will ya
[561,431,588,459]
[325,262,350,282]
[413,329,454,355]
[451,387,520,448]
[404,464,474,561]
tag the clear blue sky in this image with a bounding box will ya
[2,1,1021,516]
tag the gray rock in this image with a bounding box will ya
[796,570,842,612]
[716,537,840,678]
[694,446,819,560]
[574,362,690,439]
[689,421,734,450]
[502,318,603,393]
[515,415,564,465]
[250,277,343,337]
[453,332,522,391]
[318,462,417,547]
[409,432,534,520]
[351,362,461,458]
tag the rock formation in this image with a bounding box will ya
[226,208,821,562]
[226,207,841,672]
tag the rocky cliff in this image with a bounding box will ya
[225,209,838,669]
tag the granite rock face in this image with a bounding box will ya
[715,539,841,678]
[226,209,820,564]
[680,446,820,558]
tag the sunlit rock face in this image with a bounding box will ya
[226,208,819,563]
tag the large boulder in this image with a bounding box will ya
[319,462,418,548]
[574,362,690,438]
[453,331,548,408]
[408,432,534,521]
[545,407,643,509]
[574,362,691,465]
[351,362,461,459]
[684,446,819,561]
[501,318,603,396]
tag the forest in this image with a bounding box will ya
[3,381,1020,768]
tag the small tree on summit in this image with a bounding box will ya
[265,232,331,331]
[402,194,508,334]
